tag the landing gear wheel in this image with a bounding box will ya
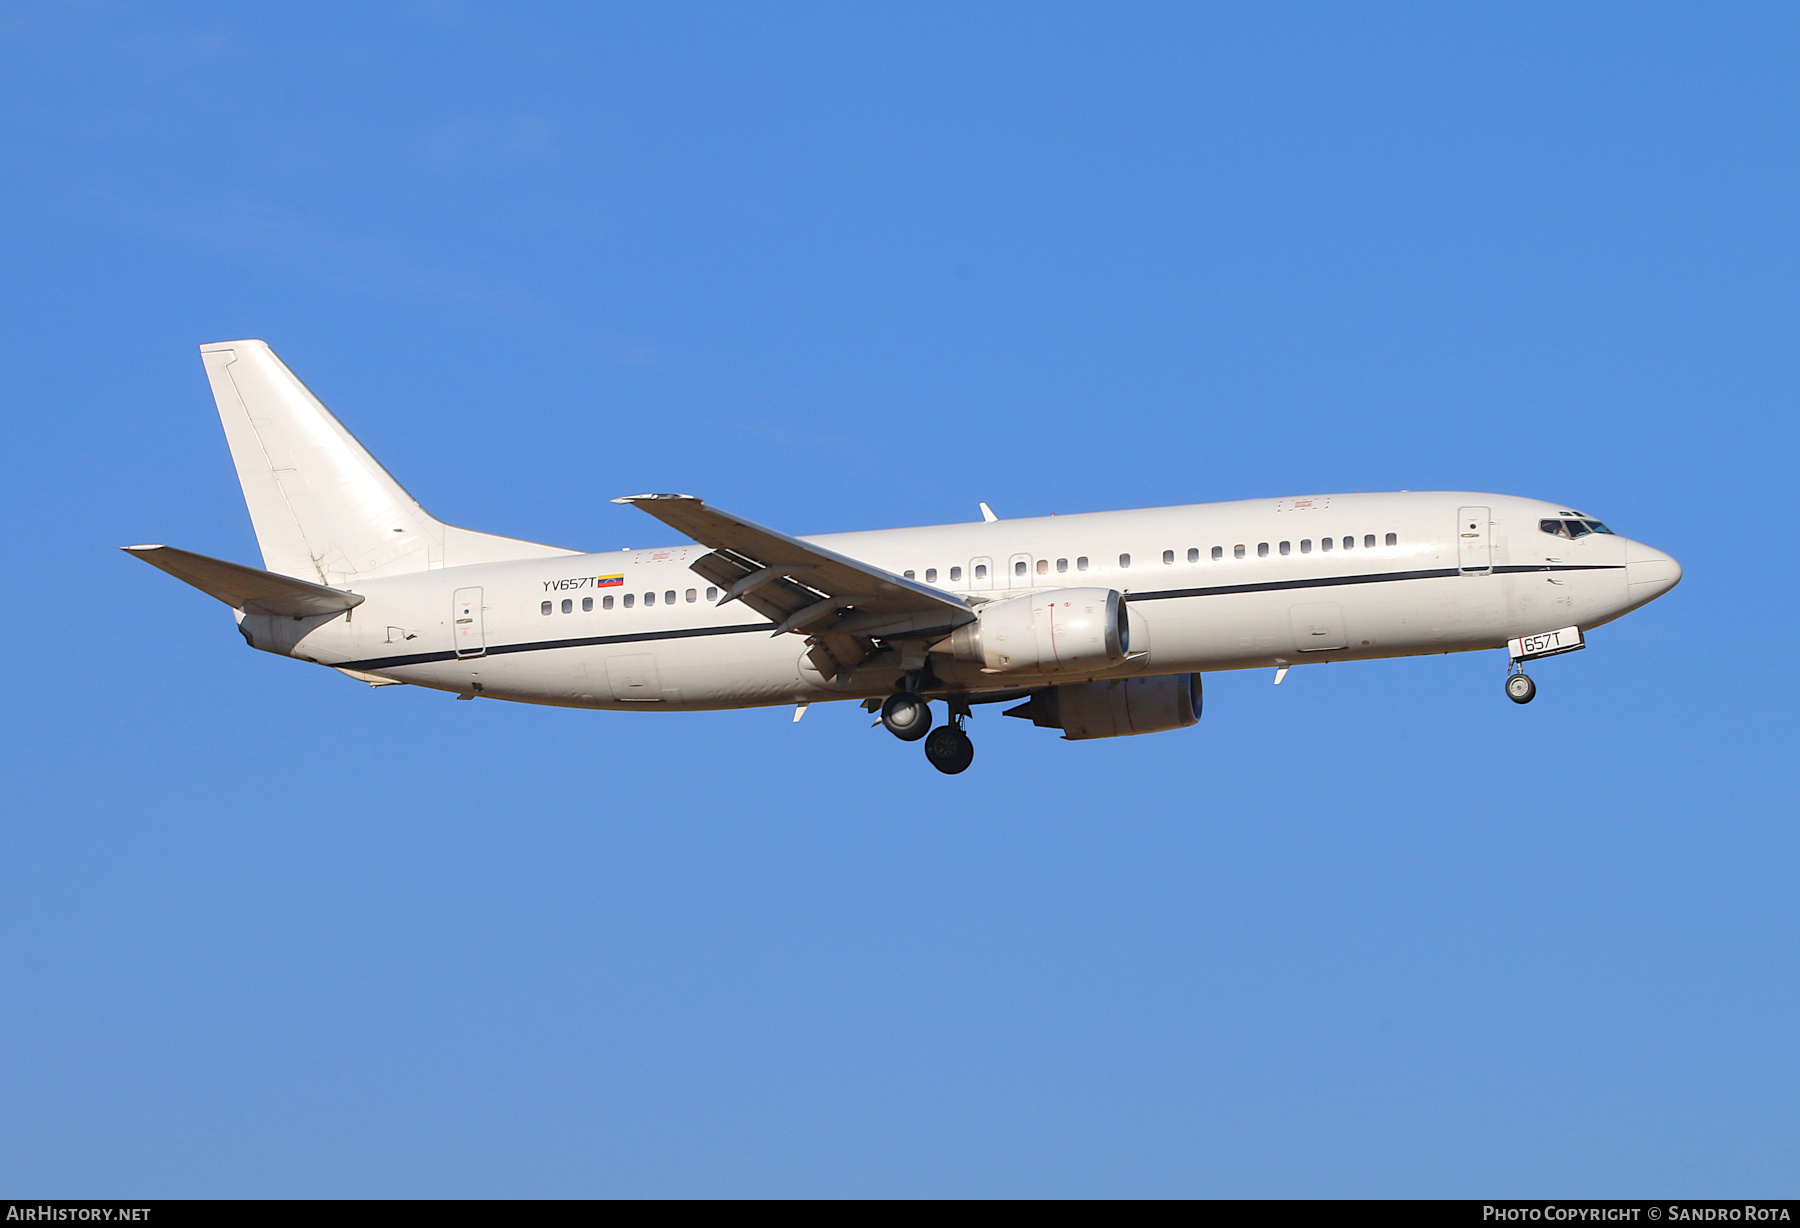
[1506,673,1536,704]
[924,725,975,775]
[880,692,933,741]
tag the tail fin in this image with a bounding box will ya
[200,340,579,584]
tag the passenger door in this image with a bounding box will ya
[1457,507,1492,574]
[969,556,994,591]
[452,587,485,658]
[1007,553,1033,589]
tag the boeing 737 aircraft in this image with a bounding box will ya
[127,341,1682,774]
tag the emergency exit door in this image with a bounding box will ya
[453,587,485,658]
[1456,507,1492,574]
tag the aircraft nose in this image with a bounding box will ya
[1624,540,1682,604]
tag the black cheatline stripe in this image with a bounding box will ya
[337,621,777,671]
[1125,563,1622,604]
[338,565,1625,670]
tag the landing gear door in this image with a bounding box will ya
[606,654,662,702]
[1457,506,1492,574]
[453,587,485,658]
[1290,601,1348,652]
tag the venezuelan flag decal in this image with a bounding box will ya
[597,574,625,588]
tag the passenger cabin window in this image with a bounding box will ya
[1342,536,1353,550]
[1211,546,1223,561]
[1119,553,1131,568]
[1056,559,1068,573]
[974,564,987,579]
[1364,535,1376,549]
[1280,541,1291,555]
[1385,533,1397,546]
[582,597,593,612]
[665,590,676,605]
[925,568,937,582]
[1187,548,1199,563]
[904,570,915,579]
[561,599,572,613]
[541,601,552,615]
[623,594,634,608]
[1015,560,1027,577]
[1076,557,1089,571]
[1321,537,1333,552]
[1258,542,1269,557]
[1037,559,1049,575]
[603,595,614,610]
[686,589,696,603]
[1301,539,1312,553]
[1233,544,1245,559]
[706,587,718,601]
[1162,550,1174,565]
[951,566,963,581]
[645,592,655,606]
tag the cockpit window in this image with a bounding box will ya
[1540,517,1614,538]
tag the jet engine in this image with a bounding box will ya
[946,587,1127,674]
[1004,674,1202,740]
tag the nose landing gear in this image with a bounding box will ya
[1504,626,1584,705]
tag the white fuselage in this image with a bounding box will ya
[241,490,1679,711]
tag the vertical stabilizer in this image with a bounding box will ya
[200,341,578,584]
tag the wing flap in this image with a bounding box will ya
[687,548,830,628]
[615,495,973,635]
[123,544,364,617]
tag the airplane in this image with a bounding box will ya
[125,340,1683,775]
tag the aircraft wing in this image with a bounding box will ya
[612,495,975,650]
[123,544,365,617]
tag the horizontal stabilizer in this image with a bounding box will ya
[122,545,364,617]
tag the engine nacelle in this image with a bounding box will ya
[1005,674,1202,740]
[947,587,1127,674]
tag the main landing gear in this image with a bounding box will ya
[876,688,975,774]
[1505,667,1537,705]
[924,723,975,775]
[880,691,932,741]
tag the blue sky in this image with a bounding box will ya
[2,2,1795,1197]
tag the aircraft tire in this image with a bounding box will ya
[881,692,933,741]
[924,726,974,774]
[1506,673,1536,704]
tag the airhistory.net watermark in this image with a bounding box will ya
[6,1210,151,1222]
